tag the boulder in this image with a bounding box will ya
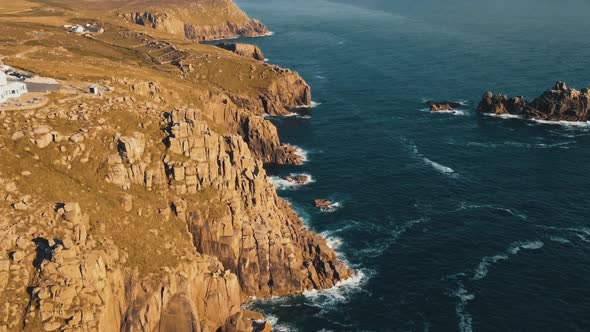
[118,132,145,164]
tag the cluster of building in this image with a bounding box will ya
[63,23,105,35]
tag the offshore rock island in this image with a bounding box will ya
[477,81,590,122]
[0,0,351,331]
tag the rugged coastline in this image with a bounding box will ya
[0,1,352,331]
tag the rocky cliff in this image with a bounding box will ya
[0,3,352,330]
[119,0,269,41]
[477,81,590,121]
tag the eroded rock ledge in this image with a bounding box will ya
[477,81,590,121]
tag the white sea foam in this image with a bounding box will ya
[267,173,315,190]
[264,58,269,62]
[423,157,455,174]
[485,113,590,127]
[536,225,590,243]
[484,113,523,119]
[507,240,544,254]
[314,75,326,79]
[357,217,429,258]
[318,201,342,213]
[549,236,571,244]
[472,254,508,280]
[451,285,474,332]
[440,110,466,116]
[419,108,466,116]
[294,146,309,162]
[310,101,322,108]
[532,119,590,127]
[264,314,297,332]
[455,203,527,220]
[321,232,344,251]
[265,31,275,36]
[302,269,372,313]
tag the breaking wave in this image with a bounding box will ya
[318,201,343,213]
[294,146,309,162]
[483,113,523,119]
[302,269,373,314]
[531,119,590,127]
[472,254,509,280]
[507,240,544,254]
[419,108,466,116]
[549,236,571,244]
[404,139,458,177]
[423,157,455,174]
[264,314,298,332]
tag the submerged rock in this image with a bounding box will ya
[426,101,463,112]
[477,81,590,121]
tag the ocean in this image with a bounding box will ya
[231,0,590,330]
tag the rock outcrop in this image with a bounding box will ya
[216,43,265,61]
[477,81,590,121]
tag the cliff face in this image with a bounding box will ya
[105,108,351,297]
[119,0,269,41]
[0,202,255,332]
[477,81,590,121]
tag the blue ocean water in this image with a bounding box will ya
[232,0,590,330]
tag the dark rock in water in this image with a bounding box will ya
[283,174,310,185]
[477,81,590,121]
[215,43,265,61]
[313,199,332,210]
[426,101,463,112]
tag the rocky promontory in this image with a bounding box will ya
[216,43,265,61]
[477,81,590,122]
[120,0,269,41]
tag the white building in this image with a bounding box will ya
[0,71,28,103]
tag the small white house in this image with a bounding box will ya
[0,72,28,103]
[89,85,100,95]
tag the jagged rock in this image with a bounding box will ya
[118,132,145,164]
[216,43,265,61]
[477,81,590,121]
